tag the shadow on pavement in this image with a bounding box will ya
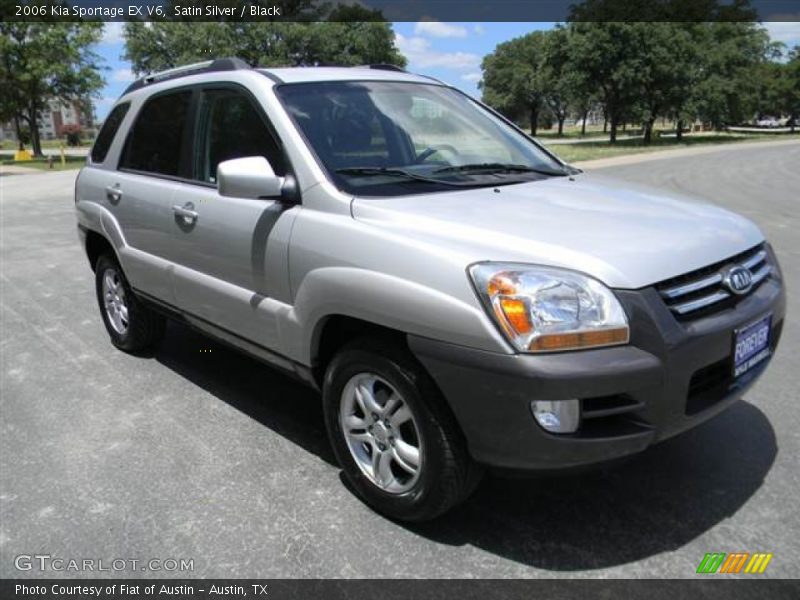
[410,400,776,570]
[154,320,337,467]
[152,320,776,571]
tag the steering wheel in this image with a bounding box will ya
[415,144,460,164]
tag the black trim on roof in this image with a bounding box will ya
[123,57,251,95]
[359,64,406,72]
[257,70,285,84]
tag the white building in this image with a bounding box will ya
[1,97,95,143]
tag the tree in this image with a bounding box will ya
[690,23,774,129]
[540,27,572,136]
[628,24,699,144]
[774,47,800,132]
[566,23,644,143]
[562,1,760,141]
[481,32,548,135]
[787,47,800,131]
[0,22,103,156]
[123,21,405,76]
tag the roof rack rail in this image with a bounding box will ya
[356,64,407,73]
[123,57,251,95]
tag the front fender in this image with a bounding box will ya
[279,266,510,365]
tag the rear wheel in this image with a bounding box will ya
[323,337,481,521]
[95,254,165,352]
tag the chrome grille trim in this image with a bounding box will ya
[750,264,772,286]
[742,250,767,271]
[656,244,771,317]
[660,272,722,299]
[671,291,732,315]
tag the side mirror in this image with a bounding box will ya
[217,156,285,200]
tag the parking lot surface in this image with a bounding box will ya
[1,141,799,578]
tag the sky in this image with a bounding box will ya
[92,21,800,121]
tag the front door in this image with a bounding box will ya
[168,86,298,351]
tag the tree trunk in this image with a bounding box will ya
[28,107,43,157]
[581,109,588,136]
[609,116,618,143]
[13,114,24,151]
[530,105,538,136]
[557,115,565,136]
[642,118,655,145]
[603,111,608,133]
[676,119,684,142]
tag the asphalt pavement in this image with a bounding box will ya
[1,141,799,578]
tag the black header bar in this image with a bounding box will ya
[4,0,800,22]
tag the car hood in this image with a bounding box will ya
[351,173,764,289]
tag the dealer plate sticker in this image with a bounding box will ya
[733,315,772,378]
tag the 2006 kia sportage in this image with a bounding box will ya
[75,58,785,521]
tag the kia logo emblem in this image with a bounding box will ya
[723,265,753,295]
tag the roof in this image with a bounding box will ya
[121,59,442,98]
[259,66,438,85]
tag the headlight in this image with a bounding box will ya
[469,263,629,352]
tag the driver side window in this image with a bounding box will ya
[194,89,285,184]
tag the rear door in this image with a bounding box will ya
[168,85,299,350]
[111,89,195,302]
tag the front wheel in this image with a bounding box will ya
[323,337,481,521]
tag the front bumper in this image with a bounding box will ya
[408,276,785,470]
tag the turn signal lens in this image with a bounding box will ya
[528,328,629,352]
[497,297,533,334]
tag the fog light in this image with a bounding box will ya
[530,400,580,434]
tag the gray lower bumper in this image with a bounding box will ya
[408,278,785,470]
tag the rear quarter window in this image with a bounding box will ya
[90,103,129,164]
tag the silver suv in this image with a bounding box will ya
[76,58,785,521]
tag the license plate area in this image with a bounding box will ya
[733,314,772,378]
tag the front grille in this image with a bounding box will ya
[655,244,771,319]
[685,319,783,415]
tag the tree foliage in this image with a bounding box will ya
[480,20,794,144]
[480,32,549,135]
[0,22,103,155]
[123,19,405,76]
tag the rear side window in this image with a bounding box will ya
[194,89,285,183]
[91,103,129,163]
[120,91,192,176]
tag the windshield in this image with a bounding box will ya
[276,81,568,197]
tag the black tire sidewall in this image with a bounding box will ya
[323,344,453,521]
[94,254,138,351]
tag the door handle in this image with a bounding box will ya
[105,185,122,203]
[172,202,198,224]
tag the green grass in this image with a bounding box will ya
[0,140,91,150]
[534,127,614,139]
[544,132,800,163]
[1,155,85,171]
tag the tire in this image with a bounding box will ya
[323,337,482,521]
[94,253,165,352]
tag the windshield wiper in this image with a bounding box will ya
[335,167,479,187]
[433,163,568,176]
